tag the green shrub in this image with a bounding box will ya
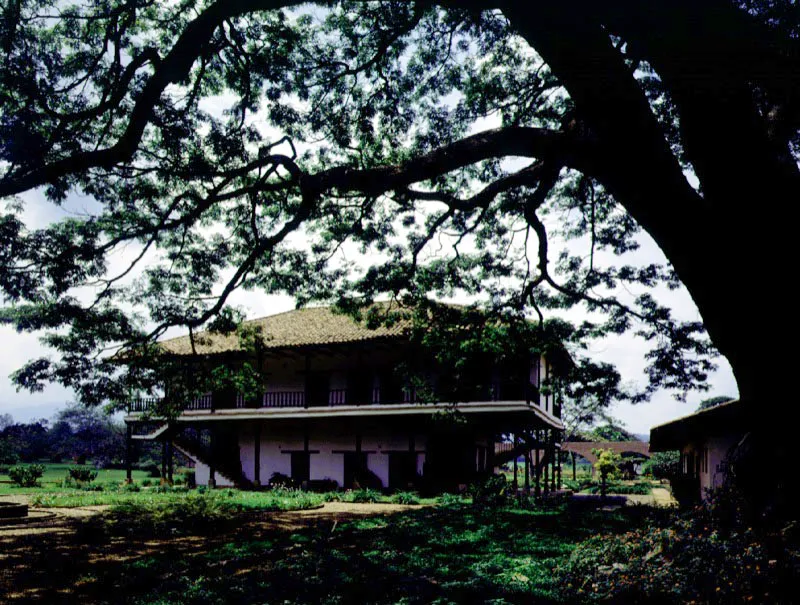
[180,469,196,488]
[558,509,793,603]
[642,451,680,480]
[562,478,593,492]
[268,471,297,488]
[98,494,234,537]
[391,491,420,505]
[152,484,190,494]
[141,479,153,487]
[141,463,161,478]
[437,492,466,507]
[7,463,45,487]
[468,474,510,507]
[584,481,652,495]
[68,465,98,483]
[340,488,382,503]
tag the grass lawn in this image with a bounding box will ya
[0,499,656,604]
[0,462,150,495]
[28,486,327,511]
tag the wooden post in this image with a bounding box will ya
[550,432,557,492]
[408,433,416,489]
[125,423,133,484]
[167,439,174,484]
[524,449,531,493]
[253,423,261,487]
[543,429,550,495]
[486,432,495,476]
[512,433,519,490]
[304,354,310,409]
[161,439,168,485]
[556,440,562,490]
[208,428,217,488]
[534,429,541,499]
[572,452,577,481]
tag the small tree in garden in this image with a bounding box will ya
[643,451,680,480]
[7,464,45,487]
[593,449,621,499]
[68,465,98,484]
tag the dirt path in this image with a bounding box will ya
[623,486,676,507]
[0,494,421,538]
[0,497,427,602]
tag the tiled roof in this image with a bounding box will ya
[158,306,411,356]
[649,399,744,451]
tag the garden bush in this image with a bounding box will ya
[7,463,45,487]
[96,494,234,537]
[339,488,382,503]
[391,491,420,505]
[268,472,297,489]
[642,451,680,480]
[469,474,510,507]
[558,507,795,603]
[562,478,593,492]
[180,469,196,487]
[68,465,98,483]
[437,492,467,508]
[583,481,652,495]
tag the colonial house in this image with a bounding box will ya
[124,306,567,492]
[649,399,746,504]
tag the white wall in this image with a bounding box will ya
[681,433,740,501]
[702,434,740,497]
[235,419,428,488]
[192,459,234,487]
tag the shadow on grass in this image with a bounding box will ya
[0,502,658,604]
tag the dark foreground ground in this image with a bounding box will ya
[0,500,648,604]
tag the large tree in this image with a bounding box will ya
[0,1,796,506]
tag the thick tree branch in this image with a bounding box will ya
[307,127,599,196]
[0,0,306,199]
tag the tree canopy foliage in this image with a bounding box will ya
[0,405,126,464]
[1,1,797,413]
[697,395,736,412]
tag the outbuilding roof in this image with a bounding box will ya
[649,399,745,451]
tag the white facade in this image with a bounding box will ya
[191,420,429,489]
[135,343,566,489]
[681,433,741,500]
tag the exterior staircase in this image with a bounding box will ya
[172,428,254,489]
[130,422,253,489]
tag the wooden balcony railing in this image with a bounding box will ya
[127,381,550,415]
[263,391,305,408]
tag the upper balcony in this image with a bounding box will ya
[127,381,555,416]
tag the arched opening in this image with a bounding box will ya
[618,452,650,479]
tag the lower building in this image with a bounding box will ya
[649,399,746,504]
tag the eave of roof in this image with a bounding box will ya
[649,399,745,451]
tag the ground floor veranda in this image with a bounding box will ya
[125,405,564,494]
